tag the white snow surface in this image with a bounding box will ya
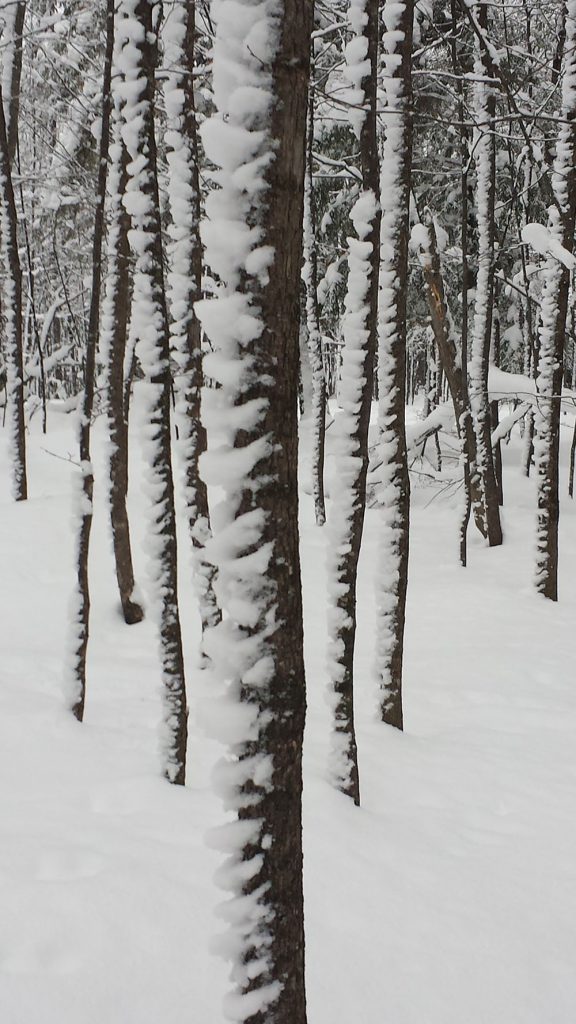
[2,397,576,1022]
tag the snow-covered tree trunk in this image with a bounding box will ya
[303,83,326,527]
[0,0,25,165]
[100,95,143,626]
[415,210,487,549]
[67,0,114,719]
[534,0,576,600]
[326,0,381,804]
[468,0,502,547]
[449,0,472,565]
[374,0,413,730]
[116,0,187,782]
[195,0,311,1019]
[0,80,26,501]
[162,0,221,641]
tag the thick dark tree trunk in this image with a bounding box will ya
[195,1,312,1019]
[4,1,25,165]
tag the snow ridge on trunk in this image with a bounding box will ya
[534,0,576,599]
[162,0,221,643]
[302,84,326,527]
[373,0,413,729]
[0,82,26,502]
[468,0,502,547]
[196,0,310,1020]
[326,0,380,803]
[116,0,188,783]
[99,77,144,627]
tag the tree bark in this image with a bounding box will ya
[101,99,143,625]
[1,0,26,165]
[68,0,115,719]
[327,0,381,805]
[116,0,188,780]
[0,80,26,501]
[468,0,503,547]
[195,0,311,1019]
[163,0,221,641]
[375,0,413,730]
[534,0,576,600]
[303,83,326,527]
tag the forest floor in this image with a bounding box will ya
[1,392,575,1023]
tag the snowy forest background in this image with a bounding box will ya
[1,0,576,1021]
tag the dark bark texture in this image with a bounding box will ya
[329,0,382,805]
[0,79,26,501]
[376,0,414,730]
[70,0,115,720]
[123,0,188,779]
[105,110,143,626]
[229,4,312,1021]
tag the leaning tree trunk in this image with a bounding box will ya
[374,0,414,730]
[195,1,311,1021]
[533,0,576,600]
[116,0,188,782]
[327,0,381,805]
[415,210,489,552]
[0,81,26,501]
[468,0,502,547]
[302,82,326,526]
[100,95,143,625]
[67,0,114,720]
[163,0,221,641]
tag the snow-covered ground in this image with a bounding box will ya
[1,395,576,1023]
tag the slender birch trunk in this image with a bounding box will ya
[303,83,326,526]
[100,97,143,625]
[533,0,576,600]
[468,0,502,547]
[67,0,114,719]
[0,82,26,501]
[327,0,381,804]
[116,0,187,781]
[375,0,413,729]
[163,0,221,640]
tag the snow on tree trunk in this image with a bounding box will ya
[100,94,143,626]
[468,0,502,547]
[0,0,25,165]
[66,0,114,719]
[414,211,489,552]
[195,0,311,1020]
[116,0,187,782]
[374,0,413,730]
[162,0,221,642]
[533,0,576,600]
[0,80,26,501]
[326,0,381,805]
[302,84,326,527]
